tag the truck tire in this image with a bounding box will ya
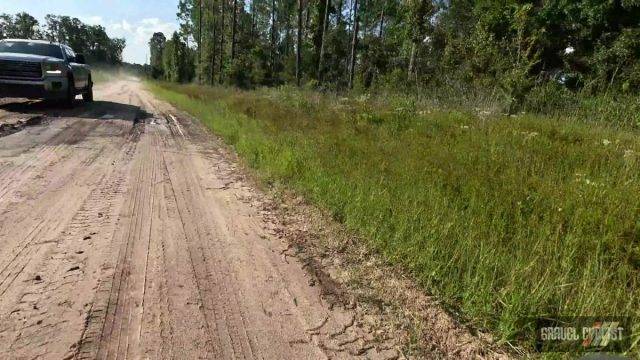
[83,79,93,102]
[63,77,75,108]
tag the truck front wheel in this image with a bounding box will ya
[83,79,93,102]
[63,77,75,108]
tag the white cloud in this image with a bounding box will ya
[82,16,104,26]
[110,20,133,32]
[88,16,178,64]
[141,18,161,26]
[134,18,177,44]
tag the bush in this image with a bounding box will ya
[226,58,255,89]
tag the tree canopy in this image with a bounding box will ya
[0,12,125,64]
[149,0,640,99]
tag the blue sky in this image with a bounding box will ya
[1,0,180,64]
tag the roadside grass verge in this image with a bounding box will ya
[148,81,640,355]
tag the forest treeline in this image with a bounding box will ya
[150,0,640,110]
[0,12,125,64]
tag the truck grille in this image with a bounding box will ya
[0,60,42,80]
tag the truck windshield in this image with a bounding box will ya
[0,41,64,59]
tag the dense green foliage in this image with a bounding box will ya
[0,12,125,64]
[151,0,640,111]
[162,32,196,82]
[150,82,640,355]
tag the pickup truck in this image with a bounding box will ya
[0,39,93,107]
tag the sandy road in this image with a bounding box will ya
[0,79,399,360]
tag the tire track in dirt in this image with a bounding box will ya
[147,95,263,359]
[161,139,243,359]
[0,119,139,359]
[0,121,129,263]
[148,92,394,359]
[0,150,131,358]
[0,119,108,213]
[76,127,154,360]
[77,122,221,360]
[0,146,99,296]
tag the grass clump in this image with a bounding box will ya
[148,82,640,355]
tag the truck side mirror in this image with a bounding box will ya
[76,54,86,64]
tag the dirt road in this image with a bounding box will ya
[0,79,399,360]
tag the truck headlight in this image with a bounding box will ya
[43,63,64,76]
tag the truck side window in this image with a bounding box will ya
[64,47,76,62]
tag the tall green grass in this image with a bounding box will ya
[148,82,640,355]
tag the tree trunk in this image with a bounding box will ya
[270,0,277,76]
[362,0,368,37]
[296,0,303,86]
[210,0,217,85]
[317,0,330,82]
[251,0,256,39]
[287,11,293,56]
[408,42,416,80]
[378,6,384,38]
[231,0,238,60]
[336,0,343,24]
[348,0,359,89]
[198,0,203,83]
[347,0,352,30]
[219,0,225,83]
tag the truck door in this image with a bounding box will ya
[64,46,88,89]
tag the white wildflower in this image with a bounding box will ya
[356,94,369,103]
[564,46,575,55]
[582,178,603,187]
[602,139,611,146]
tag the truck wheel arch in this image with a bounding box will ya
[67,74,75,93]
